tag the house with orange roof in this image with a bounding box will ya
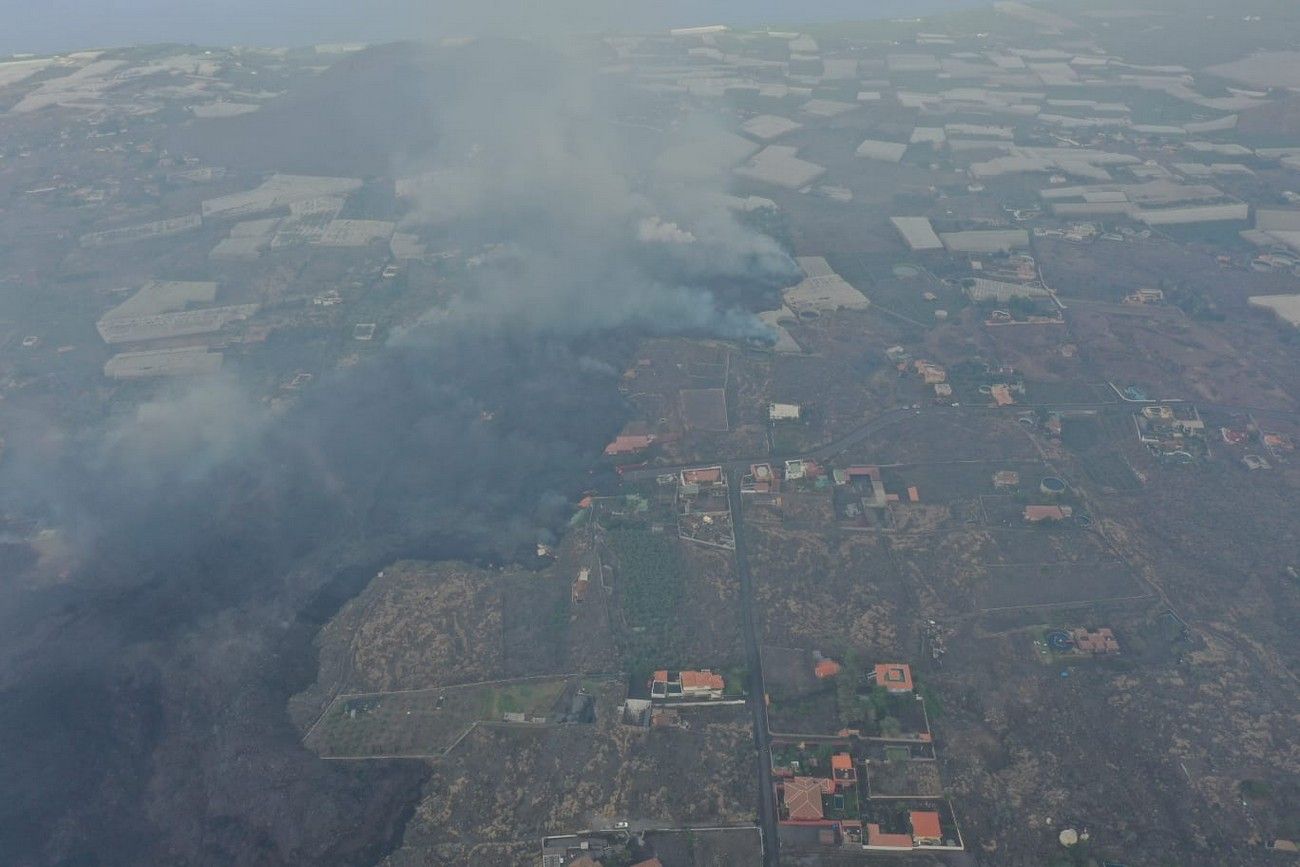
[680,465,724,487]
[830,753,857,788]
[910,810,943,845]
[604,433,655,455]
[875,663,914,693]
[604,422,656,456]
[814,658,842,679]
[742,462,779,495]
[1024,504,1072,523]
[680,670,725,696]
[865,823,913,849]
[1071,627,1119,654]
[650,669,725,700]
[781,777,827,822]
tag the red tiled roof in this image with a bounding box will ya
[875,663,914,692]
[783,777,825,821]
[831,753,856,783]
[680,670,725,690]
[1071,627,1119,653]
[605,433,655,455]
[1024,504,1071,522]
[814,659,842,679]
[910,810,942,841]
[682,466,723,484]
[866,823,913,849]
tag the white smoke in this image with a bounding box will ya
[393,39,798,339]
[637,216,696,245]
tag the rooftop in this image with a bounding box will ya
[875,663,914,692]
[783,777,826,821]
[911,810,943,840]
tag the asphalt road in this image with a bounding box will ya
[726,468,780,866]
[716,405,918,866]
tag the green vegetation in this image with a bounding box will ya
[478,679,567,719]
[607,528,686,675]
[918,683,944,721]
[723,665,748,697]
[306,677,576,758]
[1165,281,1225,321]
[834,659,899,733]
[835,655,868,727]
[1240,778,1274,801]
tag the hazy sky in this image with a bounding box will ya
[5,0,990,55]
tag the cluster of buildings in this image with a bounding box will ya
[542,834,663,867]
[673,465,735,549]
[1071,627,1120,655]
[772,660,963,852]
[1133,404,1209,461]
[648,669,726,701]
[1042,626,1122,659]
[830,464,923,523]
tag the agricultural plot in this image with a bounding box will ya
[865,758,944,799]
[890,525,1142,617]
[304,676,576,759]
[749,524,911,659]
[768,689,840,736]
[1082,451,1143,492]
[642,828,764,866]
[1020,378,1114,405]
[778,489,838,527]
[607,527,687,675]
[388,685,757,863]
[761,645,821,698]
[605,527,744,678]
[974,559,1147,611]
[838,411,1041,466]
[680,387,729,431]
[828,253,969,326]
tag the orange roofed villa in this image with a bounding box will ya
[830,752,856,788]
[864,809,948,850]
[604,421,656,456]
[649,669,725,700]
[875,663,914,693]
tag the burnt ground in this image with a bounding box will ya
[295,527,757,865]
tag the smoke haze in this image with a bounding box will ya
[4,0,991,56]
[0,31,797,866]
